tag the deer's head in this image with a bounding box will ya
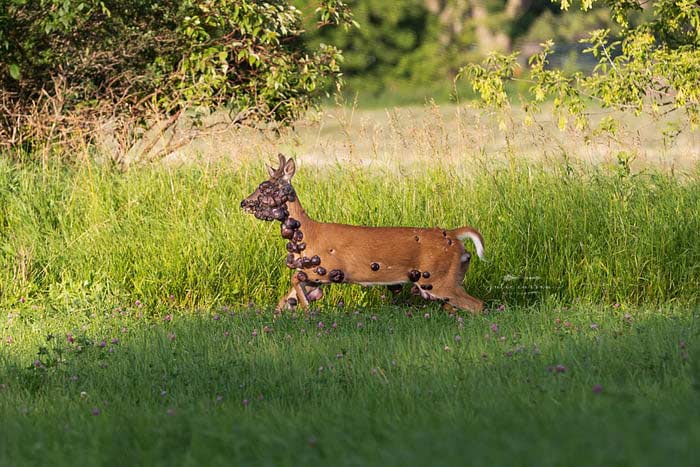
[240,154,297,222]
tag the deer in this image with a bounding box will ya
[240,154,485,313]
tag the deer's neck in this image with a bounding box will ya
[287,197,313,226]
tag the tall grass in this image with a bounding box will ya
[1,157,698,310]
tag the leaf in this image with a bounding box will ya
[9,63,20,80]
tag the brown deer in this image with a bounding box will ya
[240,154,485,313]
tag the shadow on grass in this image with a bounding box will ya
[1,305,699,466]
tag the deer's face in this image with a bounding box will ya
[240,154,296,222]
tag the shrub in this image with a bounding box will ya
[0,0,353,157]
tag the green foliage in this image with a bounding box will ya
[457,52,520,110]
[0,0,353,142]
[296,0,445,96]
[293,0,614,105]
[461,0,700,129]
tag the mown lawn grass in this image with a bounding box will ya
[1,303,698,466]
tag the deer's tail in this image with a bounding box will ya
[450,227,485,260]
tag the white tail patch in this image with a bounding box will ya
[456,230,485,260]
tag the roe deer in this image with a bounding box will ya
[240,154,485,313]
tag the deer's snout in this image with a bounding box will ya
[240,199,249,209]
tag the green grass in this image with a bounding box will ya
[2,304,698,466]
[1,157,699,465]
[1,159,699,310]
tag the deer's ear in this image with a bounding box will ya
[282,158,296,181]
[267,164,277,178]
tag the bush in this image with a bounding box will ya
[0,0,353,156]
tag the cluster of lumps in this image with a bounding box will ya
[249,181,296,222]
[253,182,347,307]
[408,269,433,290]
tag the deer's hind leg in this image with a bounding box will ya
[430,251,483,314]
[437,286,484,314]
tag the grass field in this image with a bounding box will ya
[1,106,699,465]
[2,304,699,466]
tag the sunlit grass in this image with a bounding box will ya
[1,159,698,310]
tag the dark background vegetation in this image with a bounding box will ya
[295,0,615,105]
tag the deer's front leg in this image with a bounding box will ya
[276,274,312,311]
[276,286,298,311]
[291,274,312,309]
[277,272,325,311]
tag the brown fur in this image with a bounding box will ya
[241,155,484,313]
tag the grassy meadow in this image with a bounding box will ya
[1,106,700,465]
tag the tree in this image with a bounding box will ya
[461,0,700,130]
[0,0,354,157]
